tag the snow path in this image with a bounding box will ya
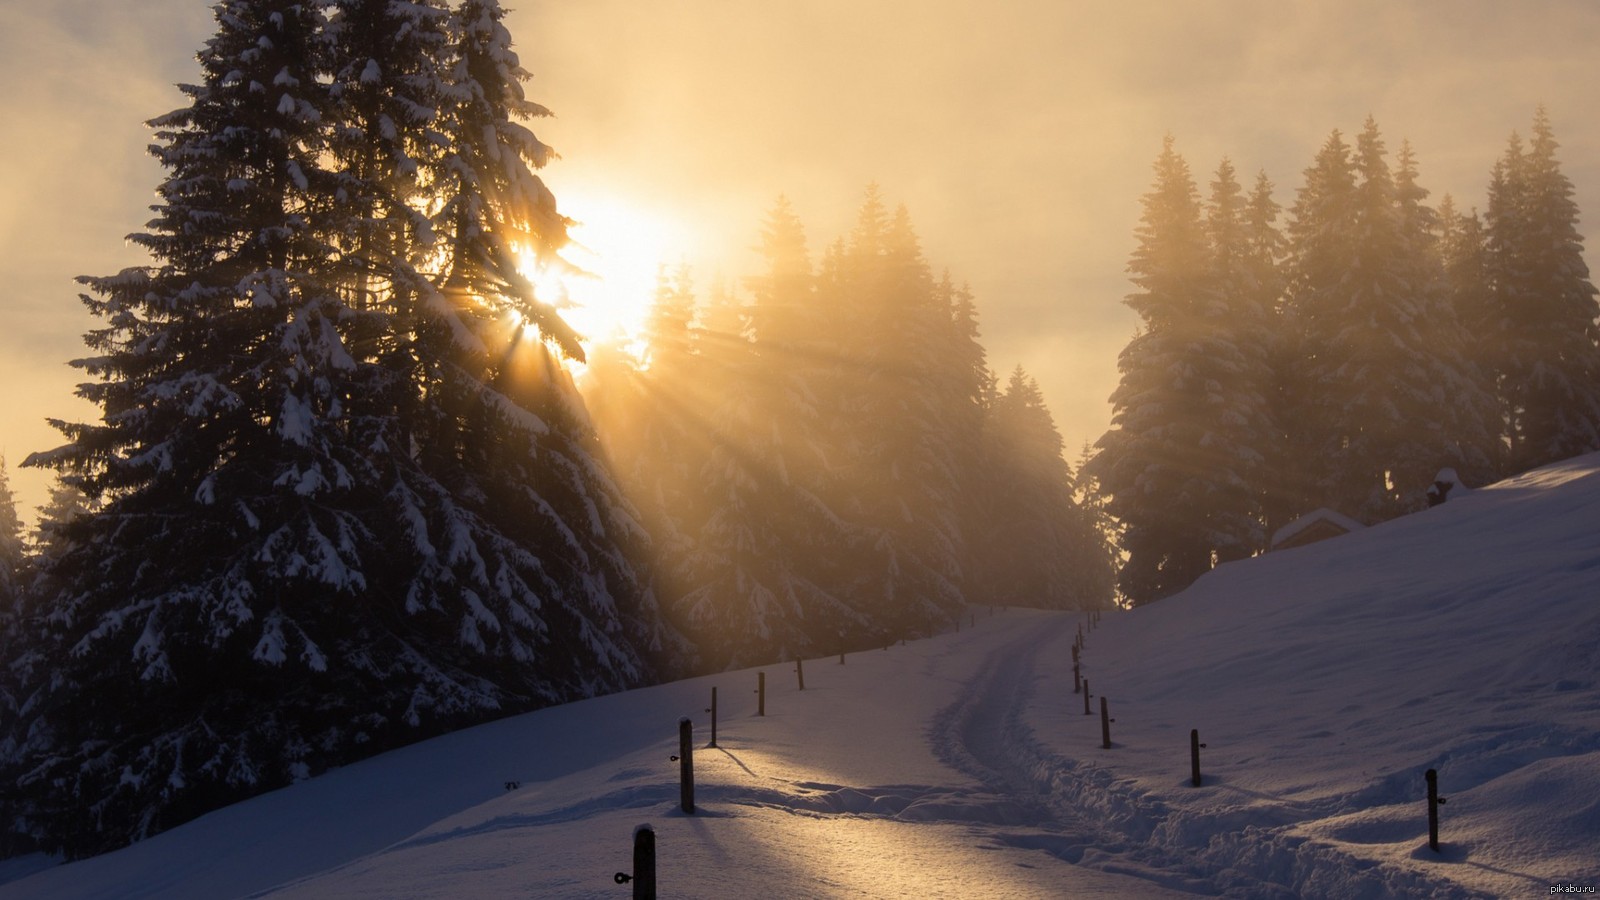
[239,613,1213,899]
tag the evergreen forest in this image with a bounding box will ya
[1,0,1596,861]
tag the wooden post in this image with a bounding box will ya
[1071,643,1079,665]
[1426,768,1446,851]
[1100,696,1113,749]
[757,672,765,716]
[705,687,718,748]
[1073,661,1081,694]
[626,823,656,899]
[839,650,845,665]
[678,718,695,814]
[796,657,805,691]
[1190,729,1206,787]
[1083,678,1092,715]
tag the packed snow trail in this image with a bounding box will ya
[213,611,1204,899]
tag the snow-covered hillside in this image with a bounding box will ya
[4,454,1598,899]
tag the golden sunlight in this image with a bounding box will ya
[530,189,681,357]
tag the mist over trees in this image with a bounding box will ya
[586,188,1114,670]
[0,1,1111,859]
[1095,109,1600,605]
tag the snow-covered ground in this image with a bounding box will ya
[4,454,1599,898]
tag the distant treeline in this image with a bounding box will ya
[1091,110,1600,604]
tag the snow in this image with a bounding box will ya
[5,454,1600,898]
[1270,505,1367,547]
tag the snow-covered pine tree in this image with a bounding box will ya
[1092,139,1275,604]
[5,1,376,856]
[1437,194,1505,475]
[4,0,665,857]
[0,457,24,616]
[1242,171,1301,538]
[1200,158,1280,561]
[0,457,26,794]
[663,202,882,669]
[1285,120,1496,521]
[1391,141,1501,491]
[824,190,967,630]
[985,369,1114,609]
[582,265,713,666]
[938,275,994,605]
[1484,108,1600,472]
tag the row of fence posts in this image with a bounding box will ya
[619,607,987,895]
[1073,608,1451,855]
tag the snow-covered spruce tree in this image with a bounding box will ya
[1284,120,1496,521]
[1200,158,1281,561]
[1436,194,1506,474]
[1484,109,1600,473]
[937,275,995,606]
[4,0,664,858]
[1391,140,1501,491]
[584,265,719,668]
[1091,139,1277,605]
[392,0,669,689]
[0,457,25,618]
[984,369,1114,609]
[664,203,881,670]
[0,457,27,791]
[825,190,967,631]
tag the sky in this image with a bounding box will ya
[2,0,1599,522]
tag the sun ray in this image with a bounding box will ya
[521,189,681,369]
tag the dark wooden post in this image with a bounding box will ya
[1190,729,1206,786]
[617,823,655,899]
[1426,768,1446,851]
[756,672,765,716]
[1071,643,1079,665]
[796,658,805,691]
[1073,661,1081,694]
[705,687,718,748]
[1083,678,1092,715]
[839,650,845,665]
[1100,696,1113,748]
[678,718,695,814]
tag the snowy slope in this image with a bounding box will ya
[4,454,1599,898]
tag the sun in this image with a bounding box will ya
[525,189,679,357]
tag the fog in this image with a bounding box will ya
[2,0,1598,519]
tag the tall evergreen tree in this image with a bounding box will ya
[1484,108,1600,471]
[986,370,1114,609]
[1285,120,1496,521]
[0,457,24,610]
[3,0,664,857]
[0,457,25,770]
[1437,194,1505,474]
[1093,140,1277,604]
